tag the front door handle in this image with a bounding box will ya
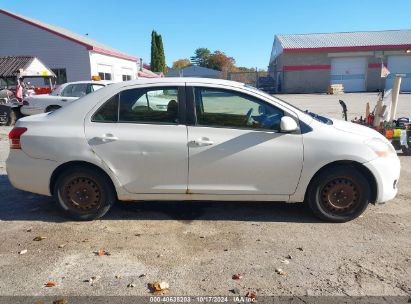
[189,137,214,147]
[99,133,119,142]
[61,99,68,102]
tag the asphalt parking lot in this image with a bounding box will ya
[0,92,410,297]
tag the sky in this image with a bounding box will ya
[1,0,411,69]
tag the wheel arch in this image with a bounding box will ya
[49,161,118,199]
[45,105,61,112]
[304,160,378,204]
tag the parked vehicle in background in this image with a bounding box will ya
[21,81,113,115]
[0,56,56,125]
[7,78,400,222]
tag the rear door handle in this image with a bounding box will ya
[189,137,214,147]
[99,133,118,142]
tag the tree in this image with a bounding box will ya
[207,51,235,71]
[150,31,158,72]
[190,48,211,67]
[150,30,166,73]
[172,58,192,69]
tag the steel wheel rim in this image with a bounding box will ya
[63,177,101,212]
[320,177,361,214]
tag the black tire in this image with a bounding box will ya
[53,166,116,220]
[306,165,371,222]
[401,145,411,156]
[5,109,17,126]
[392,141,402,151]
[45,105,61,113]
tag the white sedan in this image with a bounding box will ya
[7,78,400,222]
[20,80,112,115]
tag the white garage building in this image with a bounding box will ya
[0,9,138,84]
[268,30,411,93]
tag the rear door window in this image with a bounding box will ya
[92,87,182,124]
[119,87,180,124]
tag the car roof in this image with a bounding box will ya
[119,77,244,88]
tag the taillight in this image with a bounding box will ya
[23,100,29,106]
[9,127,27,149]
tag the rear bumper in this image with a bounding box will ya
[20,106,44,116]
[363,154,400,204]
[6,150,57,196]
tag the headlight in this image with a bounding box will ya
[364,138,396,157]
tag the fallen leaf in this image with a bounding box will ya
[33,236,46,241]
[246,291,257,300]
[84,276,100,286]
[58,244,67,248]
[286,254,293,259]
[18,249,28,255]
[232,273,243,280]
[82,239,90,243]
[230,288,240,294]
[45,282,56,287]
[127,282,136,288]
[95,249,110,256]
[26,228,32,232]
[53,299,67,304]
[297,247,304,251]
[281,259,290,265]
[139,274,146,278]
[148,281,170,294]
[115,275,122,279]
[275,268,286,275]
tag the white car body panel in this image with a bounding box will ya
[6,77,400,205]
[187,126,303,195]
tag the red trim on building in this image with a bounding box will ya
[283,45,411,53]
[283,64,331,71]
[91,47,138,61]
[368,63,387,68]
[0,9,138,62]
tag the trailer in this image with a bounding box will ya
[0,56,56,125]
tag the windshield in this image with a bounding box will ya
[244,84,333,125]
[244,84,305,112]
[305,111,333,125]
[50,85,63,96]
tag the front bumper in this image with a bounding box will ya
[363,154,400,204]
[20,106,44,116]
[6,150,57,196]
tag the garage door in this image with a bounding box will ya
[331,57,366,92]
[386,56,411,92]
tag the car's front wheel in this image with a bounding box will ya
[306,165,371,222]
[53,166,116,220]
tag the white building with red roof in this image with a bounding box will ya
[0,9,139,84]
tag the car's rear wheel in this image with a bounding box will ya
[53,166,116,220]
[45,105,61,113]
[306,165,371,222]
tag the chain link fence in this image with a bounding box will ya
[225,71,275,93]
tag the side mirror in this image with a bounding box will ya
[280,116,298,133]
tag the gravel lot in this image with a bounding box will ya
[0,93,410,298]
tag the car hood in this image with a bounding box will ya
[332,119,386,140]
